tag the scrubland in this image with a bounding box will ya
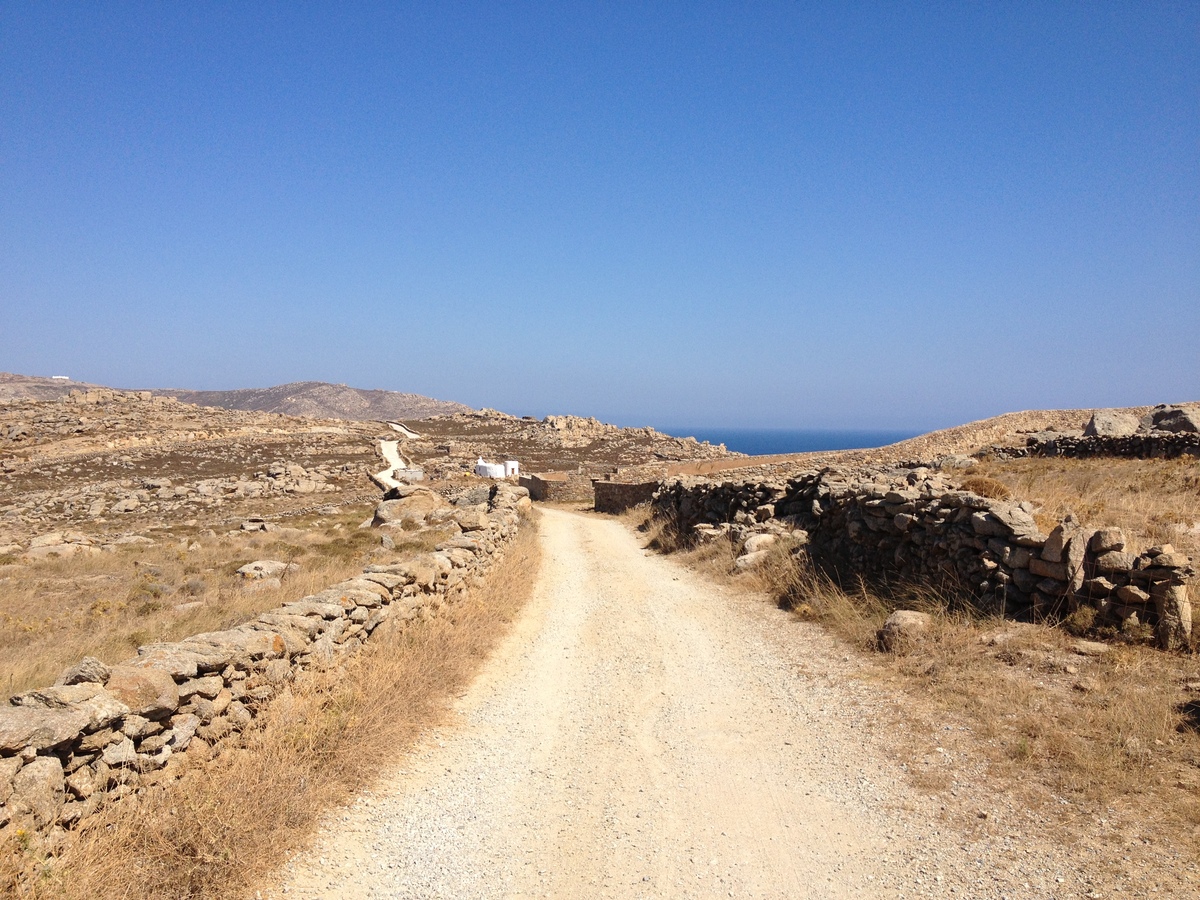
[1,513,540,900]
[0,505,387,697]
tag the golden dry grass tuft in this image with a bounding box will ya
[956,474,1013,500]
[1,511,541,900]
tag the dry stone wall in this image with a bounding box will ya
[519,472,593,502]
[0,483,530,839]
[652,466,1195,650]
[593,480,659,514]
[989,432,1200,461]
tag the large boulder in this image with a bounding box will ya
[178,628,287,667]
[10,684,130,730]
[490,484,532,513]
[1139,404,1200,434]
[127,643,230,679]
[452,507,492,532]
[971,503,1044,544]
[733,550,770,571]
[1041,515,1088,595]
[1084,410,1139,438]
[742,533,778,554]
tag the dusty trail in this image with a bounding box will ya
[269,508,1086,899]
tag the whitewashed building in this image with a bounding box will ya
[475,458,520,479]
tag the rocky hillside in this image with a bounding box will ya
[0,373,108,403]
[0,374,471,421]
[402,409,740,479]
[152,382,471,421]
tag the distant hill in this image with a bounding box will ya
[0,373,472,420]
[0,373,106,402]
[152,382,472,421]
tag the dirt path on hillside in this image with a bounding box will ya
[266,509,1124,899]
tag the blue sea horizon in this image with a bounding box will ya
[662,427,921,456]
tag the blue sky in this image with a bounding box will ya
[1,3,1197,430]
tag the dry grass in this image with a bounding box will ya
[1,511,541,900]
[758,548,1199,825]
[0,505,425,698]
[968,456,1200,556]
[956,474,1012,500]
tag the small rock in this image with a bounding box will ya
[237,560,298,580]
[55,656,111,686]
[878,610,933,652]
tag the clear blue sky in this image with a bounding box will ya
[1,3,1197,430]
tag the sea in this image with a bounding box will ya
[663,428,921,456]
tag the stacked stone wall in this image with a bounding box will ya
[991,432,1200,461]
[593,480,659,514]
[652,468,1194,649]
[520,473,593,502]
[0,486,528,839]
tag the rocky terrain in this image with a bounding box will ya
[0,479,530,838]
[639,402,1198,483]
[2,384,1198,897]
[0,386,736,554]
[397,408,736,480]
[0,374,470,421]
[150,381,472,421]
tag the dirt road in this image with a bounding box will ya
[268,508,1097,899]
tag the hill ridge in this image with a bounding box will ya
[0,373,472,421]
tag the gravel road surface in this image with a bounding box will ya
[267,508,1128,899]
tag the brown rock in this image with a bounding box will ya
[1090,527,1127,554]
[1028,558,1068,580]
[128,642,230,678]
[453,507,492,532]
[1116,584,1151,604]
[261,658,293,684]
[878,610,933,652]
[101,737,137,767]
[195,717,232,743]
[1093,550,1136,573]
[105,666,180,719]
[1153,582,1192,651]
[0,707,90,753]
[0,757,21,804]
[55,656,111,686]
[179,627,286,666]
[10,756,64,827]
[11,684,131,731]
[372,491,446,527]
[177,675,224,700]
